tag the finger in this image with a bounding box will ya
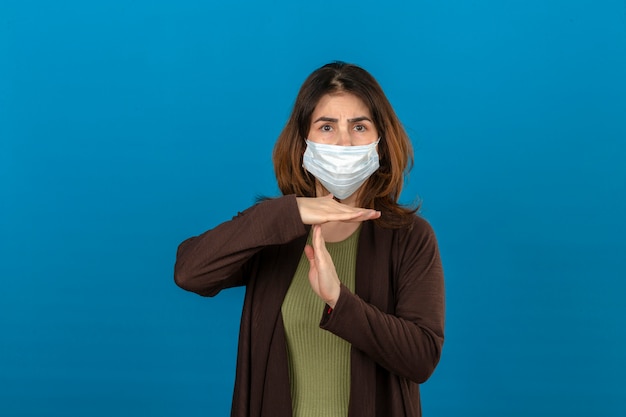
[304,244,315,262]
[323,211,365,222]
[327,201,378,215]
[333,210,381,223]
[304,244,318,278]
[356,210,382,221]
[311,224,326,255]
[324,200,380,217]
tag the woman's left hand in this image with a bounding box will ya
[304,224,341,309]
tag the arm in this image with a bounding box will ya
[320,219,445,383]
[174,195,308,296]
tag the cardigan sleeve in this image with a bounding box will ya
[319,217,445,384]
[174,195,308,297]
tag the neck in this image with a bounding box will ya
[320,221,361,243]
[316,183,363,242]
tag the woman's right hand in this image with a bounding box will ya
[296,194,381,225]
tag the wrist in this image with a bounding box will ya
[326,284,341,309]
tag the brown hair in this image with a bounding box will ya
[273,62,418,228]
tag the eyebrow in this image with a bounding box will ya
[313,116,373,123]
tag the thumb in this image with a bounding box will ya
[304,244,318,276]
[304,244,315,263]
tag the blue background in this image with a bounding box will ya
[2,1,625,416]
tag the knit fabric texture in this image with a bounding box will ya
[281,226,360,417]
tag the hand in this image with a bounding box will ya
[296,194,381,225]
[304,224,341,308]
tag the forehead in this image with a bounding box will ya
[312,93,371,116]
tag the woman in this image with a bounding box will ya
[174,62,445,417]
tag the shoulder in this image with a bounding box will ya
[389,215,440,263]
[396,214,437,241]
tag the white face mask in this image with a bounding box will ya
[302,139,380,200]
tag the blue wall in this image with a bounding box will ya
[2,1,625,416]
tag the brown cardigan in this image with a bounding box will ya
[174,195,445,417]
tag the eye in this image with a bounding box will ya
[353,124,366,132]
[321,124,333,132]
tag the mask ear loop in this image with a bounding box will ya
[303,141,336,201]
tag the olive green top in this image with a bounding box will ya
[281,227,361,417]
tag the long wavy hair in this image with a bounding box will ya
[273,62,418,228]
